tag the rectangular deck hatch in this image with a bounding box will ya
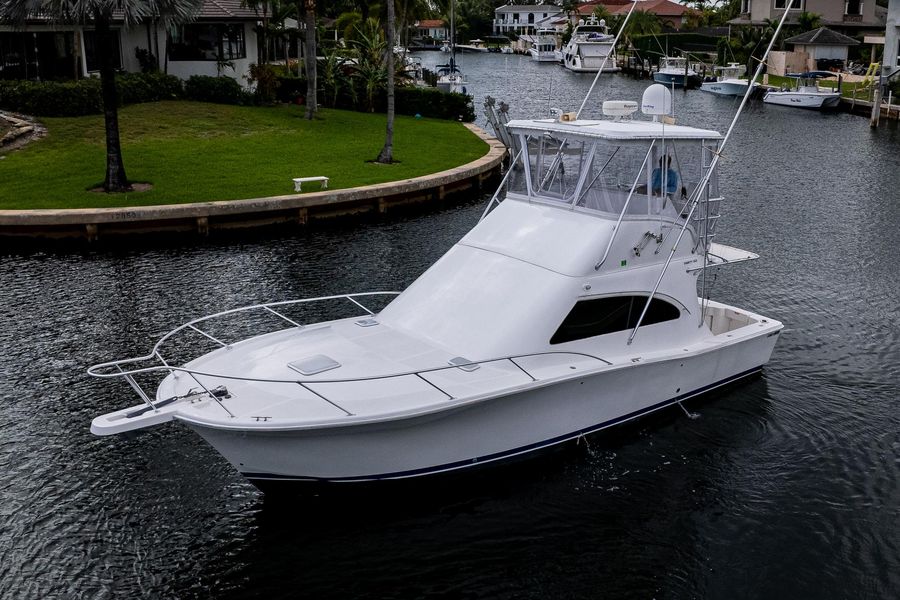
[288,355,341,376]
[448,356,480,372]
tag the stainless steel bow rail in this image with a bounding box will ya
[88,292,402,418]
[88,292,611,420]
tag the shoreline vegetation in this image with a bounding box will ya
[0,101,488,211]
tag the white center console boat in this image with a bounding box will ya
[763,71,841,109]
[89,85,783,492]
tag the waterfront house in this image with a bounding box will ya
[0,0,259,85]
[576,0,693,31]
[728,0,886,36]
[493,4,565,36]
[415,19,449,42]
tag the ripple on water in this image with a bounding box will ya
[2,57,900,598]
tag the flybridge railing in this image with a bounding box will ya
[88,292,402,419]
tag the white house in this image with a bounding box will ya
[494,4,565,36]
[0,0,260,85]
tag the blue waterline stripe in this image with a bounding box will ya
[243,366,762,484]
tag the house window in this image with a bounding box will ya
[896,39,900,67]
[168,24,246,62]
[741,0,751,13]
[845,0,863,15]
[83,30,122,72]
[528,13,535,24]
[550,296,681,345]
[774,0,803,9]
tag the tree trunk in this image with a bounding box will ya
[304,0,317,119]
[376,0,395,164]
[95,10,131,192]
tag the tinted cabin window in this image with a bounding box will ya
[550,296,680,344]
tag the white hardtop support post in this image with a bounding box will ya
[627,0,798,346]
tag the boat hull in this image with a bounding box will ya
[653,72,701,89]
[185,326,780,488]
[700,81,751,96]
[763,91,840,109]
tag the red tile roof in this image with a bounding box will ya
[195,0,260,20]
[578,0,690,18]
[417,19,446,28]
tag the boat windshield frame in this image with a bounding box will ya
[505,119,722,227]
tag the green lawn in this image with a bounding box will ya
[0,102,489,210]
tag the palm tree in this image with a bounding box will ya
[376,0,395,163]
[303,0,318,119]
[0,0,201,192]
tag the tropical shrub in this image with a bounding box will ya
[184,75,250,105]
[0,72,183,116]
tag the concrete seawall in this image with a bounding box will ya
[0,124,506,242]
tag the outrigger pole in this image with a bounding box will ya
[627,0,798,344]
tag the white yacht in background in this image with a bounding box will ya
[561,15,619,73]
[763,71,840,109]
[528,29,559,62]
[700,63,758,96]
[90,84,783,490]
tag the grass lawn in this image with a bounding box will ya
[0,101,489,210]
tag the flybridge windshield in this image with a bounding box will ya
[507,128,720,220]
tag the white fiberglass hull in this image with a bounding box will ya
[437,79,466,94]
[700,80,755,96]
[182,313,780,486]
[763,90,840,109]
[529,49,559,62]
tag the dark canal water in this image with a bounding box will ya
[1,53,899,598]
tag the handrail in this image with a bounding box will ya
[90,351,611,419]
[594,139,656,270]
[88,292,402,417]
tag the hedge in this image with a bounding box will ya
[274,75,475,122]
[0,72,474,121]
[0,72,183,117]
[0,72,250,117]
[630,33,721,61]
[183,75,252,105]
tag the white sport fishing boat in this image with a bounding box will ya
[90,84,783,491]
[700,63,758,96]
[653,56,701,89]
[763,71,840,109]
[561,15,619,73]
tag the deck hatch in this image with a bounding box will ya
[288,355,341,376]
[448,356,480,372]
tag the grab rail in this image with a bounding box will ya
[88,292,402,417]
[90,349,611,419]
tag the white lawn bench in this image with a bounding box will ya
[292,176,329,192]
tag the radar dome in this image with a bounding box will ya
[641,84,673,119]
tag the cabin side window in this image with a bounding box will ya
[550,296,681,344]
